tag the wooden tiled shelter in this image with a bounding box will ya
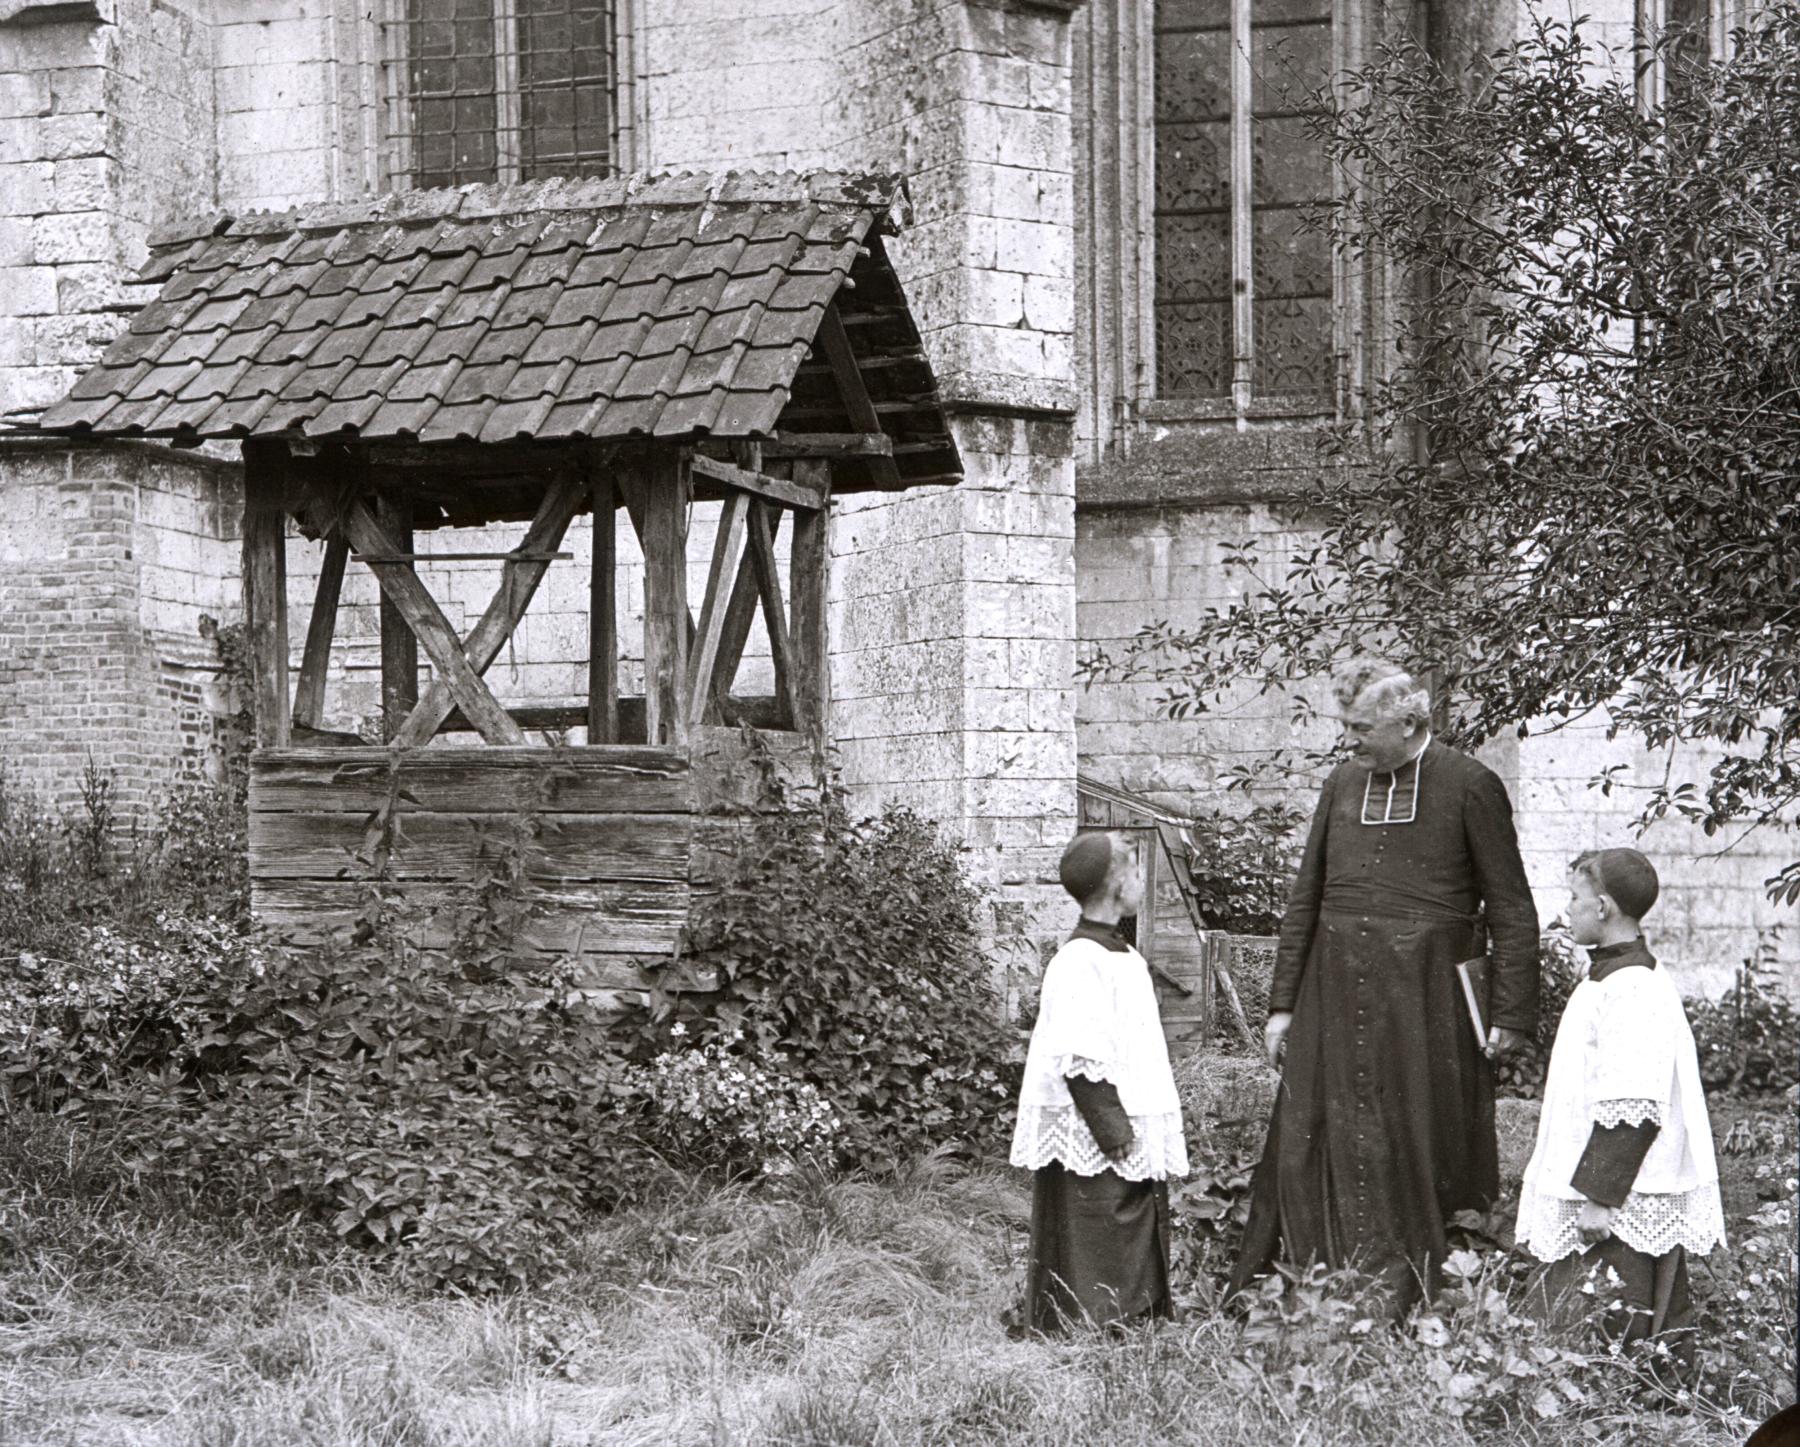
[41,170,959,989]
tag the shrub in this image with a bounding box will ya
[628,756,1017,1170]
[0,765,664,1293]
[1169,1138,1259,1309]
[1688,935,1799,1098]
[0,910,272,1108]
[1179,803,1306,937]
[0,764,259,1108]
[109,880,662,1294]
[0,763,250,956]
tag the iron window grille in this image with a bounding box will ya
[381,0,623,190]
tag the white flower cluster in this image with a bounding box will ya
[0,911,270,1068]
[632,1032,841,1168]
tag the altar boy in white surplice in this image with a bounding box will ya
[1009,830,1187,1334]
[1516,848,1725,1374]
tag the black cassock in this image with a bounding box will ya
[1230,740,1540,1309]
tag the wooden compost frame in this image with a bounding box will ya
[240,432,871,995]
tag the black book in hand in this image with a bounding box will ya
[1455,955,1492,1054]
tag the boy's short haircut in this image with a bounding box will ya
[1570,847,1660,921]
[1059,831,1116,905]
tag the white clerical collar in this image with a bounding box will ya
[1361,733,1431,825]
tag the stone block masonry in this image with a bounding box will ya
[0,0,216,422]
[832,412,1078,996]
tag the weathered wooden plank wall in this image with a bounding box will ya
[248,729,821,1004]
[1073,789,1217,1057]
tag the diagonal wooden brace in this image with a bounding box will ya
[688,490,752,728]
[391,471,591,748]
[338,498,527,745]
[744,498,797,726]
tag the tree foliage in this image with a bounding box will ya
[1090,8,1800,896]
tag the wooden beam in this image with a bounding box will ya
[291,532,347,730]
[814,304,902,487]
[687,452,826,511]
[618,468,735,727]
[707,506,782,715]
[788,458,831,737]
[375,492,418,741]
[438,694,789,738]
[340,498,527,746]
[352,550,572,564]
[745,498,797,728]
[688,490,751,728]
[390,471,590,748]
[363,439,583,477]
[241,441,291,748]
[763,432,894,459]
[587,468,618,745]
[640,453,689,748]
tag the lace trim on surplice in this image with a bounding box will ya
[1517,1184,1726,1262]
[1010,1106,1188,1181]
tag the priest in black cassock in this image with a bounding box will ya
[1230,658,1540,1312]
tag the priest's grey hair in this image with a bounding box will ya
[1330,657,1432,727]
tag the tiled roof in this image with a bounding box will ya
[39,172,958,486]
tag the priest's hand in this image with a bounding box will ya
[1576,1199,1615,1245]
[1264,1011,1293,1070]
[1484,1026,1531,1060]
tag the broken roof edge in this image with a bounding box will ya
[144,170,913,253]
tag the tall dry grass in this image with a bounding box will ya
[0,1113,1779,1446]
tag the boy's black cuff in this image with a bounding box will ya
[1570,1118,1660,1207]
[1065,1074,1132,1154]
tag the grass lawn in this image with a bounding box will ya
[0,1047,1791,1447]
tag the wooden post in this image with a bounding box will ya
[341,498,527,746]
[291,533,348,730]
[640,452,689,748]
[788,458,831,740]
[1138,827,1161,969]
[587,467,619,744]
[241,440,291,748]
[376,491,417,741]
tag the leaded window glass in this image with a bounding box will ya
[384,0,620,190]
[1152,0,1334,404]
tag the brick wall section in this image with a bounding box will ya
[0,440,240,814]
[0,1,216,422]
